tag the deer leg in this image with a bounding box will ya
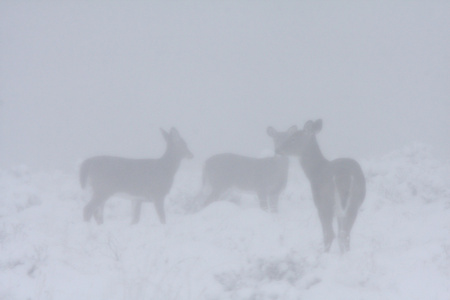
[84,192,108,224]
[340,203,361,252]
[345,204,359,234]
[335,187,349,253]
[268,194,279,213]
[131,199,143,225]
[337,216,348,253]
[154,198,166,224]
[312,187,335,252]
[93,201,105,225]
[336,178,361,253]
[319,207,335,252]
[314,197,335,252]
[257,192,269,211]
[83,201,95,222]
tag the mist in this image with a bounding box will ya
[1,1,449,170]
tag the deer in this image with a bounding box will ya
[276,120,365,253]
[199,126,297,212]
[79,128,193,225]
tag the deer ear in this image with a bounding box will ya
[160,128,170,141]
[303,120,314,133]
[266,126,276,137]
[313,119,323,133]
[304,120,322,134]
[287,125,298,135]
[170,127,181,141]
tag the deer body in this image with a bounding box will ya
[200,126,297,212]
[80,128,193,224]
[277,120,365,252]
[202,154,288,211]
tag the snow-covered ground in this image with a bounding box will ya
[1,144,449,300]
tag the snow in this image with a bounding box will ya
[1,144,449,300]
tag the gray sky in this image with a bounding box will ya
[1,2,449,170]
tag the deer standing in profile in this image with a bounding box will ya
[276,120,365,253]
[200,126,297,212]
[79,128,193,224]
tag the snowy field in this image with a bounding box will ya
[1,144,449,300]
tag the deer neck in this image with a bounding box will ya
[160,145,183,173]
[299,137,328,182]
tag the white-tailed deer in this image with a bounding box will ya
[276,120,365,253]
[200,126,297,212]
[79,128,193,224]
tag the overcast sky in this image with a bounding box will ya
[1,2,449,171]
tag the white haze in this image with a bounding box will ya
[1,2,449,170]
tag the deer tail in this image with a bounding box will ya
[335,176,353,218]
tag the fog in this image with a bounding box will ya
[1,2,449,170]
